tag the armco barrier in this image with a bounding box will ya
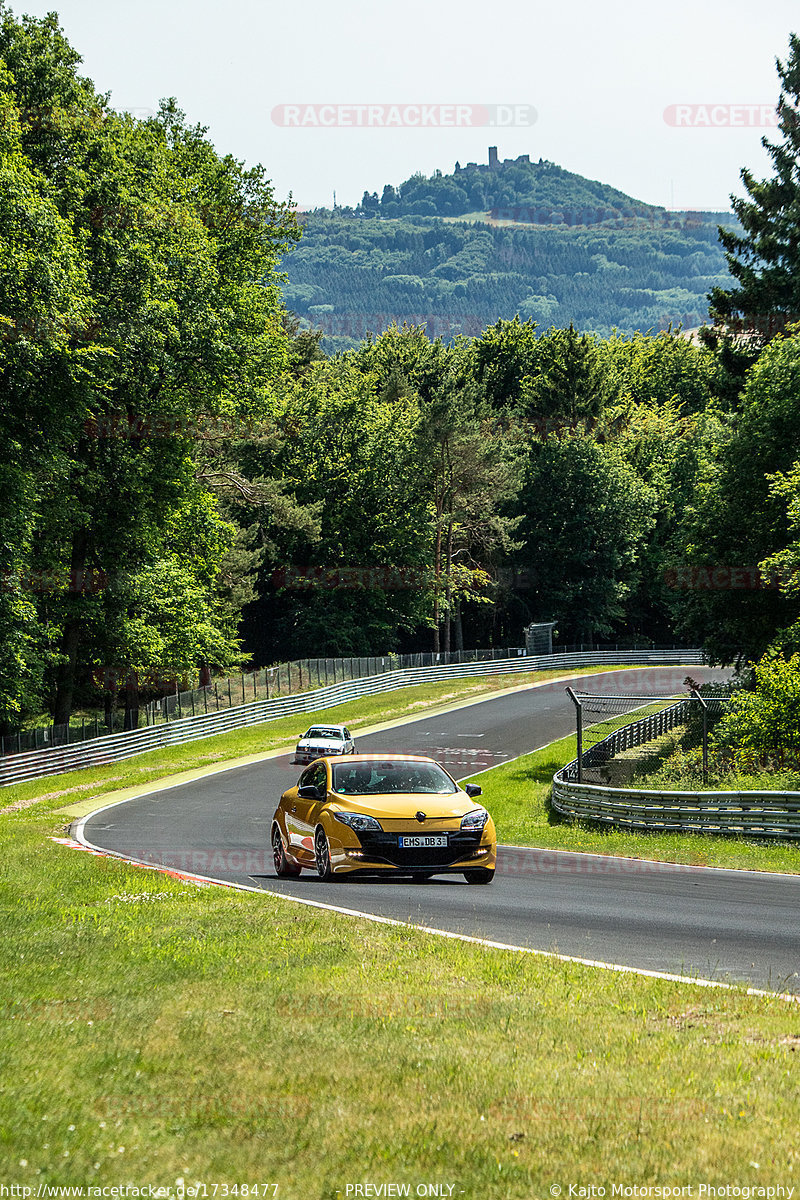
[552,698,800,839]
[0,649,702,788]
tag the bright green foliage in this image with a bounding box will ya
[521,323,604,428]
[419,343,522,650]
[470,316,540,409]
[514,436,657,642]
[0,6,298,724]
[598,329,720,413]
[711,652,800,768]
[760,459,800,649]
[246,353,432,658]
[674,328,800,662]
[609,400,709,640]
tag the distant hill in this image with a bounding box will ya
[282,149,734,349]
[357,148,664,221]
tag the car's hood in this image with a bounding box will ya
[331,793,478,820]
[298,738,343,749]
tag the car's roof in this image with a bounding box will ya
[323,753,435,764]
[303,724,347,732]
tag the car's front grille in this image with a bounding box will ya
[354,830,482,869]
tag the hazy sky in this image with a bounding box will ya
[12,0,800,212]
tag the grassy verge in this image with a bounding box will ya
[471,736,800,873]
[0,665,631,815]
[1,798,799,1192]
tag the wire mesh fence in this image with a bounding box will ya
[564,686,731,786]
[0,641,701,759]
[0,647,525,756]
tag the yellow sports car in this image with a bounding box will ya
[271,753,496,883]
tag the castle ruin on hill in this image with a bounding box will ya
[455,146,537,172]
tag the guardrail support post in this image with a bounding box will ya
[566,686,583,783]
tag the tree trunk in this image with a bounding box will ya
[433,515,442,653]
[123,673,140,731]
[454,602,464,652]
[53,529,90,726]
[443,518,454,653]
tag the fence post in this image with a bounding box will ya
[691,689,709,785]
[566,686,583,783]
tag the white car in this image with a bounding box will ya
[293,723,356,765]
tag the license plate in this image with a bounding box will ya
[399,835,448,848]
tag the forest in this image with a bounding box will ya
[282,151,734,348]
[2,7,800,734]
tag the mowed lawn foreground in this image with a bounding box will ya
[2,803,799,1193]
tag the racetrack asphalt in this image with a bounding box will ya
[78,667,800,994]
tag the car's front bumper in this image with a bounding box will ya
[293,747,342,764]
[328,827,496,875]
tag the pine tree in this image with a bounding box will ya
[708,34,800,342]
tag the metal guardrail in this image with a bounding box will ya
[552,697,800,840]
[0,649,702,788]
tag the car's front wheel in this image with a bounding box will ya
[314,826,335,881]
[272,826,301,878]
[464,868,495,884]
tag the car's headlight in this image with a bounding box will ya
[333,811,383,832]
[460,807,489,832]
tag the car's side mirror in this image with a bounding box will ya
[298,784,324,801]
[464,783,482,797]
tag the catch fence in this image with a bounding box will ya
[552,688,800,839]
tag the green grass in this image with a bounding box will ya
[0,665,631,816]
[471,736,800,873]
[2,796,800,1191]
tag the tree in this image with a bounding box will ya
[598,330,720,414]
[244,356,432,660]
[711,651,800,769]
[673,327,800,662]
[521,323,605,432]
[469,316,540,410]
[0,57,95,723]
[514,435,657,644]
[708,34,800,343]
[0,6,300,724]
[421,365,522,652]
[759,460,800,652]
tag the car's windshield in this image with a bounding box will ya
[332,761,457,795]
[303,727,343,740]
